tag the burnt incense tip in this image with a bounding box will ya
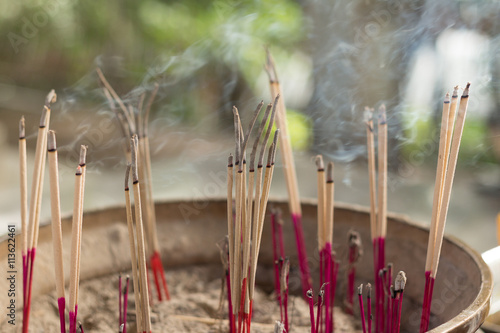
[124,164,131,191]
[76,165,82,176]
[363,107,373,124]
[315,155,324,171]
[271,129,279,165]
[366,283,372,297]
[119,323,124,333]
[274,321,285,333]
[395,271,407,291]
[358,284,363,295]
[306,289,313,298]
[452,85,459,97]
[228,154,233,167]
[19,116,25,139]
[45,89,57,106]
[327,162,334,182]
[462,82,471,97]
[387,262,393,269]
[47,130,57,151]
[130,136,139,182]
[39,106,48,128]
[267,143,275,166]
[390,285,395,298]
[444,92,450,103]
[79,145,88,167]
[378,104,387,125]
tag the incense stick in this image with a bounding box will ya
[47,130,66,333]
[19,117,28,315]
[69,162,85,333]
[24,90,56,333]
[265,50,311,297]
[131,136,152,332]
[124,164,144,332]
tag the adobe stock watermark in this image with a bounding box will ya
[7,0,73,54]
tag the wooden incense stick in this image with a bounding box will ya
[47,130,66,333]
[265,50,311,297]
[131,136,152,332]
[24,90,56,333]
[19,116,28,309]
[316,155,326,252]
[124,164,144,332]
[69,162,85,333]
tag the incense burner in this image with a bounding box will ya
[0,199,492,332]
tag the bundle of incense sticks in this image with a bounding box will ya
[358,271,407,333]
[265,50,312,298]
[124,136,152,333]
[420,84,470,332]
[364,104,388,333]
[314,156,339,333]
[227,97,280,333]
[21,90,57,333]
[97,68,170,302]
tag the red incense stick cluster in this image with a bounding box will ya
[124,137,153,333]
[265,50,312,298]
[270,208,290,331]
[420,84,470,332]
[21,91,57,333]
[227,98,280,333]
[98,68,170,302]
[358,271,407,333]
[364,104,388,333]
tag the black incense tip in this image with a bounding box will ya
[306,289,313,298]
[462,82,471,98]
[47,130,57,151]
[228,154,233,167]
[76,165,82,176]
[19,116,25,139]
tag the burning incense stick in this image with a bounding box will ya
[19,117,28,309]
[69,161,86,333]
[24,90,56,333]
[394,271,406,333]
[47,131,66,333]
[124,164,144,332]
[131,136,152,332]
[265,50,311,297]
[420,84,470,332]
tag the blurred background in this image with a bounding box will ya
[0,0,499,252]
